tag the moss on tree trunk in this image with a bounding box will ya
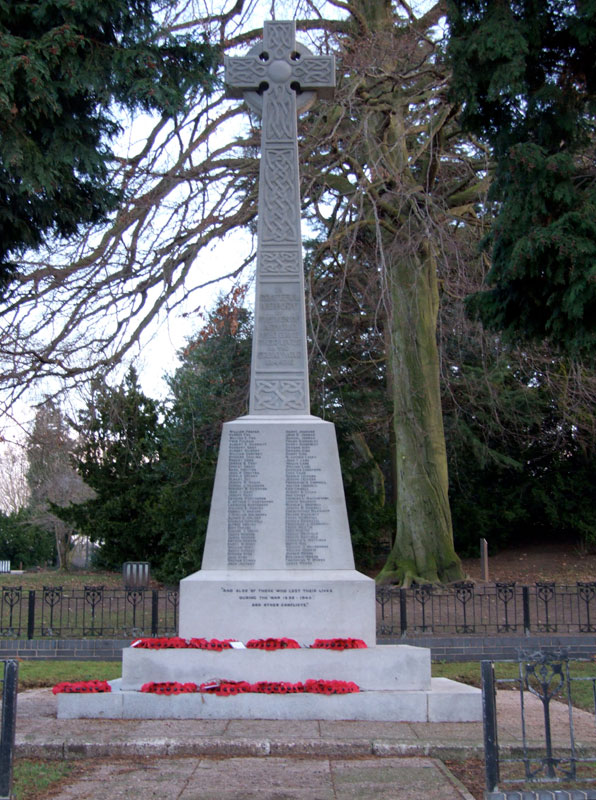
[377,241,463,586]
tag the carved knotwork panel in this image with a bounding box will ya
[254,379,306,410]
[260,251,301,274]
[262,147,298,242]
[264,85,296,140]
[292,56,335,89]
[265,21,295,59]
[225,57,267,90]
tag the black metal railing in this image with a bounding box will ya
[482,650,596,798]
[0,582,595,640]
[0,586,180,639]
[376,581,596,637]
[0,660,18,800]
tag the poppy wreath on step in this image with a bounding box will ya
[140,681,198,695]
[252,681,299,694]
[199,680,253,696]
[245,637,300,650]
[52,680,112,694]
[188,638,236,651]
[311,638,367,650]
[304,679,360,694]
[197,679,359,695]
[131,637,189,649]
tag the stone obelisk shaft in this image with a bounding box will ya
[225,21,335,415]
[251,72,307,414]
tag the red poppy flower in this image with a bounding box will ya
[201,638,235,651]
[188,638,208,649]
[246,637,300,651]
[133,637,188,649]
[52,680,112,695]
[141,681,197,695]
[311,638,367,651]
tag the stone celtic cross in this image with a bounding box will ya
[225,21,335,415]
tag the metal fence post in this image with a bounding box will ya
[27,590,35,640]
[399,588,407,637]
[522,585,531,634]
[151,590,159,636]
[0,660,18,800]
[481,659,500,793]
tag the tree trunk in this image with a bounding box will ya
[377,239,463,585]
[54,520,71,571]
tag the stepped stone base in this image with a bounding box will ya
[57,677,480,722]
[56,644,482,722]
[120,644,430,691]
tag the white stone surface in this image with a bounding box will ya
[57,691,123,719]
[178,25,369,655]
[119,689,430,722]
[57,680,481,722]
[121,644,431,692]
[182,414,377,644]
[58,649,481,723]
[427,677,483,723]
[200,417,355,571]
[179,568,376,644]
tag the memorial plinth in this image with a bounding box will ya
[58,20,481,723]
[179,416,376,645]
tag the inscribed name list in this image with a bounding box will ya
[219,422,353,571]
[256,283,305,370]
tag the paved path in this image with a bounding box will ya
[45,755,473,799]
[13,689,596,799]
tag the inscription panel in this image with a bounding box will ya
[285,430,329,567]
[227,430,271,567]
[220,585,334,610]
[204,420,354,571]
[255,282,305,369]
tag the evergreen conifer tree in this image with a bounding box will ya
[447,0,596,354]
[0,0,218,289]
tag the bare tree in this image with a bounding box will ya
[0,2,353,409]
[0,4,260,406]
[0,445,29,514]
[26,400,93,569]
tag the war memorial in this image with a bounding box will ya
[58,21,480,723]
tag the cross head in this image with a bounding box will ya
[225,20,335,119]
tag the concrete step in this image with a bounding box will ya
[57,677,481,722]
[121,643,431,692]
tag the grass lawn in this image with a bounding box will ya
[12,759,80,800]
[0,568,162,590]
[17,660,121,690]
[434,660,596,712]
